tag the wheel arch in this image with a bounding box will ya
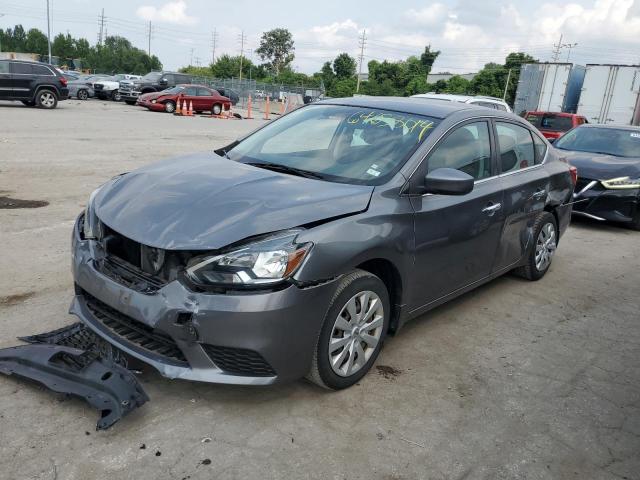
[355,258,403,333]
[32,84,59,100]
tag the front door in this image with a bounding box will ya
[409,120,505,310]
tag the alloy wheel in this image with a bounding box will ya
[40,92,55,108]
[329,291,384,377]
[535,222,556,271]
[78,90,88,100]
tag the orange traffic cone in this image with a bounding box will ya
[264,96,270,120]
[187,100,194,116]
[246,94,254,119]
[182,99,188,116]
[174,97,182,115]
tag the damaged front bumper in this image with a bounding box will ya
[0,339,148,430]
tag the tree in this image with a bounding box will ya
[318,61,336,88]
[333,53,356,79]
[52,33,76,64]
[208,54,254,79]
[420,45,440,75]
[25,28,49,56]
[256,28,294,76]
[444,75,471,94]
[503,52,536,106]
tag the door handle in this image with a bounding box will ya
[532,189,547,200]
[482,203,502,216]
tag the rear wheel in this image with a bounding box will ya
[77,89,88,100]
[307,270,389,390]
[212,103,222,115]
[36,90,58,109]
[629,209,640,231]
[164,101,176,113]
[513,212,557,281]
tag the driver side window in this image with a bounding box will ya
[427,122,492,180]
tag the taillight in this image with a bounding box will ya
[569,166,578,185]
[59,76,67,87]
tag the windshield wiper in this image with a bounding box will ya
[245,162,325,180]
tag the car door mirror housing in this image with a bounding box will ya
[159,78,168,85]
[423,168,474,195]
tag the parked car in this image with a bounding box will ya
[93,74,141,101]
[73,97,574,390]
[67,79,95,100]
[556,124,640,229]
[524,111,587,141]
[119,71,192,105]
[254,89,266,99]
[136,84,231,114]
[412,93,512,112]
[0,59,68,109]
[214,86,239,105]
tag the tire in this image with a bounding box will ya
[164,101,176,113]
[212,103,222,115]
[628,209,640,231]
[307,269,390,390]
[125,100,136,105]
[36,90,58,109]
[21,100,36,107]
[513,211,558,281]
[77,89,88,101]
[111,90,121,101]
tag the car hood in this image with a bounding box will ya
[561,150,640,180]
[95,81,119,88]
[140,92,163,101]
[94,153,374,250]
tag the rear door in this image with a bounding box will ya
[196,87,215,110]
[182,86,198,108]
[9,62,33,99]
[409,119,505,308]
[0,61,11,99]
[493,121,550,271]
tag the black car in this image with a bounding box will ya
[119,71,192,105]
[556,124,640,230]
[0,59,69,109]
[72,97,574,390]
[215,86,239,105]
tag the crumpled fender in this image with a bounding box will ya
[0,343,148,430]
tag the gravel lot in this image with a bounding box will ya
[1,99,639,480]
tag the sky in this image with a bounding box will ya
[0,0,639,73]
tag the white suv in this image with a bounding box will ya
[411,93,512,112]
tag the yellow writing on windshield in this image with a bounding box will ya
[347,110,435,142]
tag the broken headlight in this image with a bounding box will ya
[83,186,103,240]
[601,176,640,189]
[185,231,312,287]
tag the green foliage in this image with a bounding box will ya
[443,75,471,94]
[333,53,357,79]
[255,28,295,76]
[0,24,161,74]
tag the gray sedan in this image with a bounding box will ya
[67,77,95,100]
[72,97,574,389]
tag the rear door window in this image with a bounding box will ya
[532,133,547,164]
[540,114,574,132]
[196,87,212,96]
[33,65,53,76]
[11,63,32,74]
[496,122,536,172]
[0,61,9,74]
[184,86,198,96]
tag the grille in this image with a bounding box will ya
[94,84,104,91]
[97,256,165,294]
[201,344,276,377]
[82,289,187,365]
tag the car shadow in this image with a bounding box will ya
[569,215,636,233]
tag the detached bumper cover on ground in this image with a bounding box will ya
[0,324,148,430]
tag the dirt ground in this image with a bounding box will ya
[1,99,639,480]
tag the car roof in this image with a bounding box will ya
[175,84,210,88]
[575,123,640,132]
[317,96,476,119]
[526,111,583,117]
[412,93,507,104]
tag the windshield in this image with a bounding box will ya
[555,127,640,158]
[226,104,440,185]
[162,86,184,94]
[140,72,162,82]
[526,113,573,132]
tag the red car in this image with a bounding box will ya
[137,84,231,115]
[524,111,587,141]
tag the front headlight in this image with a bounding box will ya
[151,99,156,103]
[601,176,640,189]
[185,231,312,287]
[83,187,103,240]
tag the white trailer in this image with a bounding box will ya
[514,63,584,115]
[577,64,640,125]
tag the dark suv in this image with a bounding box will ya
[0,59,69,109]
[119,71,192,105]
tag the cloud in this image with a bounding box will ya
[405,4,450,27]
[136,1,197,25]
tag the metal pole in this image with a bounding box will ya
[502,68,512,101]
[46,0,52,63]
[0,14,5,52]
[238,31,245,82]
[147,21,152,56]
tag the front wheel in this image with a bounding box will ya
[77,89,89,100]
[111,90,121,101]
[307,270,390,390]
[36,90,58,109]
[513,211,558,281]
[212,103,222,115]
[164,101,176,113]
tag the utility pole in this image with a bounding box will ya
[189,47,194,66]
[551,34,563,62]
[211,29,218,64]
[0,14,5,53]
[98,8,105,46]
[502,68,512,101]
[147,21,152,56]
[238,31,246,81]
[356,29,367,93]
[564,43,578,61]
[46,0,52,63]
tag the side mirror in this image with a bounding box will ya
[424,168,474,195]
[159,78,168,85]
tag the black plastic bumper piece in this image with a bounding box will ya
[0,343,149,430]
